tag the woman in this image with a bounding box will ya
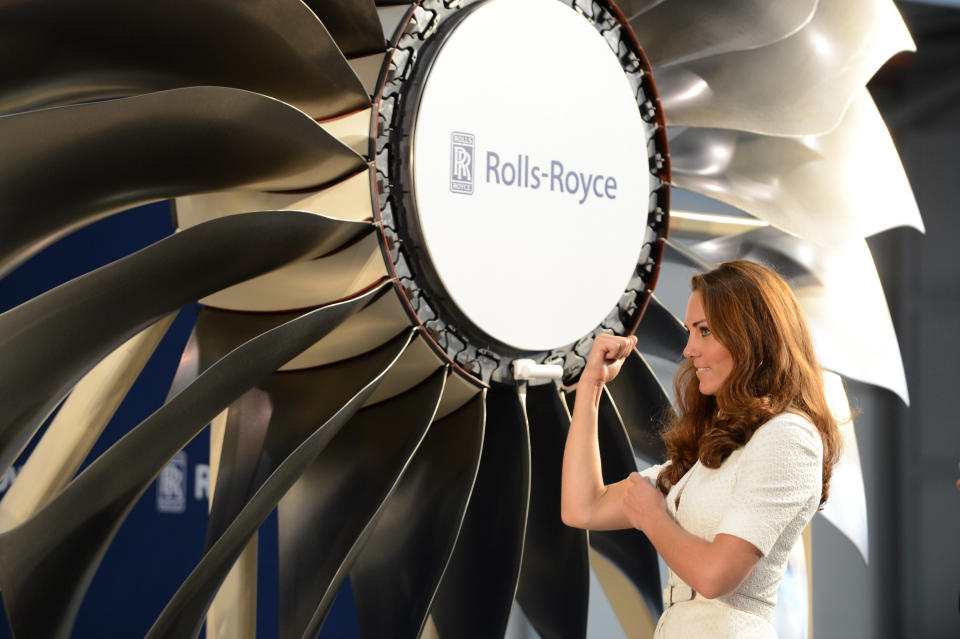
[561,260,841,637]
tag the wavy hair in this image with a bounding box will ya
[656,260,841,507]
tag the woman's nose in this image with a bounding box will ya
[682,334,697,359]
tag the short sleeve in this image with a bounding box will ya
[716,415,823,556]
[638,460,670,485]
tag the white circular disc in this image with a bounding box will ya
[412,0,652,351]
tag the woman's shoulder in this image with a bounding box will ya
[745,411,822,456]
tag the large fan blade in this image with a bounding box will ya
[605,349,671,464]
[818,371,869,562]
[516,384,589,639]
[170,284,409,386]
[0,284,385,639]
[619,0,664,20]
[0,315,174,531]
[349,392,485,639]
[275,369,446,639]
[588,549,657,639]
[629,0,816,68]
[147,338,435,639]
[0,211,372,475]
[662,238,714,271]
[0,213,371,475]
[202,331,416,551]
[0,87,367,273]
[656,0,914,135]
[431,384,531,639]
[304,0,385,59]
[0,0,368,117]
[693,228,909,402]
[670,89,923,246]
[635,295,688,362]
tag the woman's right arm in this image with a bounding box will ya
[560,334,638,531]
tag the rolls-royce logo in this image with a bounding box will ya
[450,131,475,195]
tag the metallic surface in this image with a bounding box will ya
[0,87,367,274]
[0,316,174,531]
[274,369,445,639]
[202,333,417,553]
[0,0,369,117]
[431,384,530,639]
[0,211,371,476]
[147,336,426,639]
[605,349,672,464]
[305,0,386,58]
[350,392,485,639]
[693,228,909,401]
[635,295,688,362]
[0,285,383,639]
[630,0,816,68]
[516,384,589,639]
[656,0,914,135]
[670,88,924,245]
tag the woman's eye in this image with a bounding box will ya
[700,327,711,337]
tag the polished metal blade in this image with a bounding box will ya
[303,0,386,58]
[0,211,372,476]
[586,386,664,621]
[629,0,816,68]
[431,384,531,639]
[693,229,909,402]
[0,285,385,639]
[588,549,657,638]
[656,0,914,135]
[670,89,924,245]
[0,0,369,117]
[604,349,671,464]
[818,371,868,562]
[147,337,434,639]
[619,0,665,21]
[515,384,589,639]
[350,392,485,639]
[274,369,445,639]
[662,238,714,271]
[635,294,688,363]
[0,315,174,532]
[203,332,415,552]
[0,87,368,274]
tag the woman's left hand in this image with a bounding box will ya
[621,472,667,531]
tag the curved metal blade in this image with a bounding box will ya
[147,337,435,639]
[431,384,531,639]
[662,238,714,271]
[169,283,408,387]
[0,285,386,639]
[619,0,665,21]
[630,0,816,68]
[635,294,688,363]
[670,89,924,245]
[0,211,371,476]
[604,349,671,464]
[0,0,369,117]
[588,548,658,638]
[587,387,664,621]
[349,392,485,639]
[516,384,589,639]
[304,0,385,58]
[818,371,868,562]
[693,229,909,402]
[200,233,386,313]
[0,315,174,532]
[274,369,445,639]
[203,331,416,552]
[0,87,367,274]
[656,0,914,135]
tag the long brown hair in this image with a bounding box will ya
[657,260,842,507]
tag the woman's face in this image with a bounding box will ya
[683,291,735,396]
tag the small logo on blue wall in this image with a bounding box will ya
[157,451,187,514]
[450,131,475,195]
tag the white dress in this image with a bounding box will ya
[639,412,823,638]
